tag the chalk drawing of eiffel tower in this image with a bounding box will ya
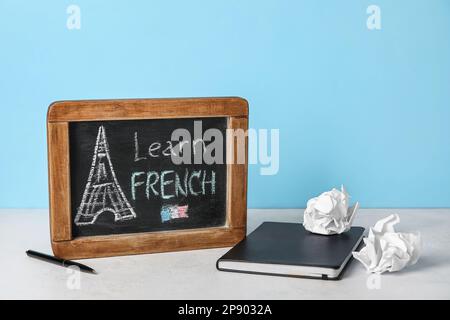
[74,126,136,226]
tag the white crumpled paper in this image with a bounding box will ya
[303,185,359,235]
[352,214,421,274]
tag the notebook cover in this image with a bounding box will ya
[217,222,365,280]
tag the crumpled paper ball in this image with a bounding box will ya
[352,214,421,274]
[303,185,359,235]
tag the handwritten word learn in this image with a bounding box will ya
[134,121,226,165]
[133,132,217,162]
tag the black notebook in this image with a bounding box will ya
[217,222,365,280]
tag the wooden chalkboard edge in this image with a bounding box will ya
[226,117,248,231]
[51,227,245,259]
[47,97,248,122]
[47,122,72,242]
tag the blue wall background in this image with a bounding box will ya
[1,0,449,208]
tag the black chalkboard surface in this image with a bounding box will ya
[69,117,227,237]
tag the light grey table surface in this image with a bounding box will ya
[0,208,449,299]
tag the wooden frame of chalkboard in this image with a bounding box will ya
[47,97,248,259]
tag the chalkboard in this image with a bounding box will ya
[69,117,228,237]
[48,97,247,259]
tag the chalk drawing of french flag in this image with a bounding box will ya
[160,205,189,223]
